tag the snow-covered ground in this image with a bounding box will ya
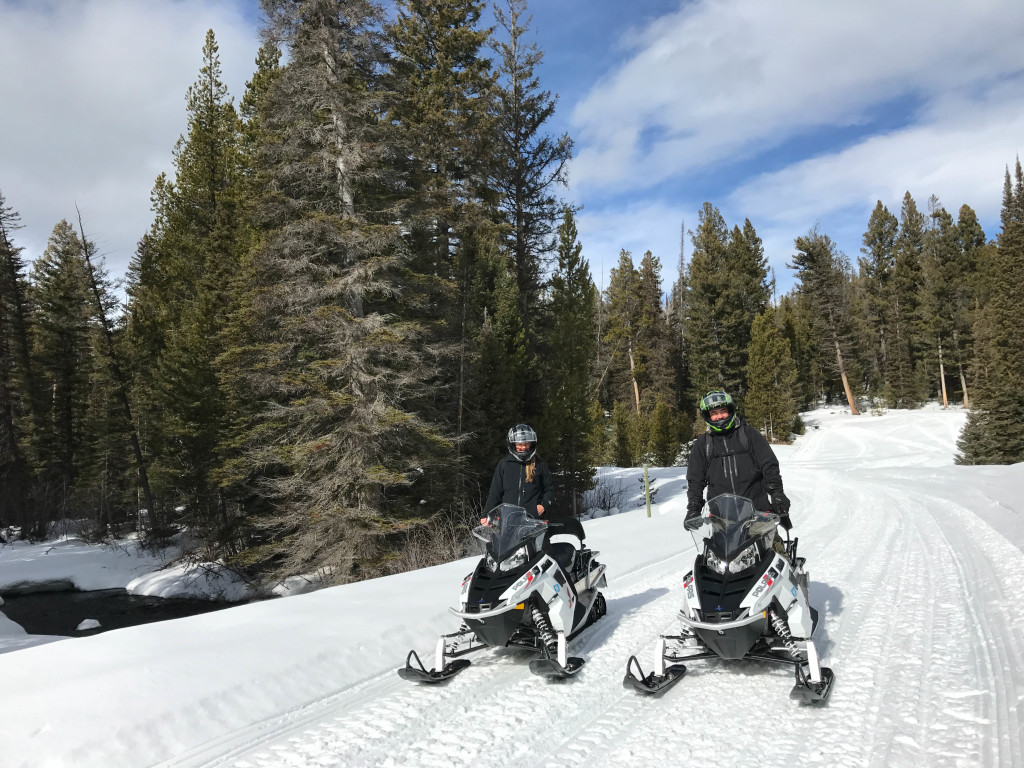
[1,404,1022,768]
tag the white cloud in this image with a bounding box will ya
[0,0,259,281]
[560,0,1024,294]
[730,82,1024,254]
[569,0,1024,193]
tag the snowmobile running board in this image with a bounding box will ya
[529,656,585,678]
[397,650,472,684]
[622,654,687,695]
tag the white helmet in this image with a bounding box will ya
[507,423,537,462]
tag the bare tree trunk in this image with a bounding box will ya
[835,339,859,415]
[627,341,641,411]
[953,330,969,409]
[937,340,948,408]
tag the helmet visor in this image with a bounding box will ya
[700,392,732,412]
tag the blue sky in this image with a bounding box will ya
[3,0,1023,297]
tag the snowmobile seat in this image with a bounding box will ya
[546,517,586,541]
[549,542,576,572]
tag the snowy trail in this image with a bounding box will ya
[4,407,1023,768]
[170,417,1024,768]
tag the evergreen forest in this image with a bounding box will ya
[1,0,1021,585]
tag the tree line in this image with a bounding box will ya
[1,0,1020,583]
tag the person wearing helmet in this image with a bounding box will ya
[484,424,555,518]
[685,390,792,532]
[483,424,594,580]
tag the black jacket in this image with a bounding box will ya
[484,454,555,517]
[686,420,783,513]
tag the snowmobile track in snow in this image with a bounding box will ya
[160,459,1024,768]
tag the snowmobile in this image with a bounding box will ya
[399,504,608,683]
[623,493,834,704]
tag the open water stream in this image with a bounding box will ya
[1,588,238,636]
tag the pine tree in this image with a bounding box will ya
[889,192,928,406]
[858,201,898,400]
[72,216,140,535]
[223,0,455,580]
[608,400,634,467]
[28,221,95,516]
[211,41,283,530]
[791,228,861,415]
[238,40,281,178]
[542,207,598,514]
[777,291,824,408]
[0,192,37,532]
[469,251,529,477]
[745,308,798,441]
[725,219,771,394]
[951,204,986,407]
[388,0,499,457]
[958,161,1024,464]
[645,396,679,466]
[921,204,975,408]
[683,206,769,409]
[684,203,730,401]
[635,250,675,407]
[603,249,641,410]
[127,29,244,535]
[491,0,572,351]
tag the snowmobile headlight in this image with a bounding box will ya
[499,545,529,572]
[485,554,498,572]
[728,543,759,574]
[705,549,727,575]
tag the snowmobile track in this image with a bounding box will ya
[156,462,1024,768]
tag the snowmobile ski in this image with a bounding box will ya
[790,664,835,704]
[397,649,472,684]
[622,652,687,695]
[529,656,585,678]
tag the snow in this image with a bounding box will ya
[0,537,173,594]
[1,404,1023,768]
[126,560,257,603]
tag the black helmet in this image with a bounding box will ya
[698,390,737,432]
[507,423,537,462]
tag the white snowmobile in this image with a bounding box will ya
[399,504,608,682]
[623,493,834,704]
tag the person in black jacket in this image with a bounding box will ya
[484,423,555,518]
[685,390,792,531]
[484,424,591,577]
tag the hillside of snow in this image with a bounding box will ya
[1,405,1023,768]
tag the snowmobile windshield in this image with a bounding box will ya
[472,504,547,561]
[695,494,779,561]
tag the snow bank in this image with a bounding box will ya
[0,538,174,594]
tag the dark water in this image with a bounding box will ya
[1,588,237,637]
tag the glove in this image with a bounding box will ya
[770,489,792,530]
[769,488,790,514]
[684,506,703,531]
